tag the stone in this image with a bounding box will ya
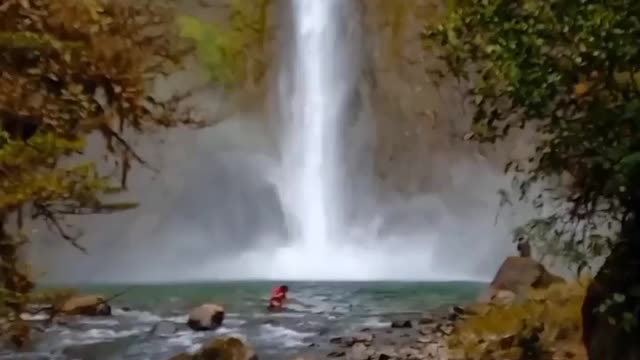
[187,303,225,331]
[479,256,565,303]
[198,336,257,360]
[60,295,111,316]
[398,346,421,359]
[349,343,370,360]
[419,324,437,335]
[347,333,374,346]
[330,337,344,345]
[437,323,454,336]
[424,343,442,358]
[418,316,434,325]
[390,320,412,329]
[327,350,346,357]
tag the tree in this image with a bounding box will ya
[0,0,201,346]
[424,0,640,357]
[424,0,640,262]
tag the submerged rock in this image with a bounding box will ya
[150,321,178,336]
[187,303,225,331]
[60,295,111,316]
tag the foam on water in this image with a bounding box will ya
[258,324,315,348]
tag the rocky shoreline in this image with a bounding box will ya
[2,255,580,360]
[292,305,465,360]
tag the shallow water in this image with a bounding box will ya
[2,281,484,360]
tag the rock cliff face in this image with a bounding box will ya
[33,0,535,282]
[357,0,536,195]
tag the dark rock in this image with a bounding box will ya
[121,306,132,312]
[418,315,434,325]
[348,333,374,346]
[451,306,465,315]
[398,347,421,359]
[329,337,343,345]
[327,350,346,357]
[360,327,371,332]
[390,320,412,329]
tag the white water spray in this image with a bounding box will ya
[279,0,350,252]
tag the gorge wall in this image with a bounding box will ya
[30,0,539,283]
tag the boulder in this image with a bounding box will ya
[168,337,256,360]
[390,320,412,328]
[479,257,564,302]
[60,295,111,316]
[198,336,257,360]
[349,342,370,360]
[187,304,225,331]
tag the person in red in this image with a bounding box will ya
[268,285,289,310]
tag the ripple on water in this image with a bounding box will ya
[257,324,315,348]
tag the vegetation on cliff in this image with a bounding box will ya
[0,0,203,346]
[426,0,640,264]
[177,0,272,87]
[425,0,640,357]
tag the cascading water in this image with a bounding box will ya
[35,0,517,283]
[278,0,351,253]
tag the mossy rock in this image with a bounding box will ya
[196,336,257,360]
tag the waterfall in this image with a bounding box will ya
[278,0,352,252]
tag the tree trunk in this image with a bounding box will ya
[0,212,34,348]
[582,221,640,360]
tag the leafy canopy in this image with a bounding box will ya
[424,0,640,267]
[0,0,200,343]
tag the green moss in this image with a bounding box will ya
[178,0,272,86]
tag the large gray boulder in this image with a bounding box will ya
[479,256,565,303]
[187,303,225,331]
[168,336,257,360]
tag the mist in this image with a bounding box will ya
[29,2,536,285]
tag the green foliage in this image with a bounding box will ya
[450,281,587,359]
[178,0,271,85]
[424,0,640,263]
[0,0,198,346]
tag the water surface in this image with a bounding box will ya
[3,281,484,360]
